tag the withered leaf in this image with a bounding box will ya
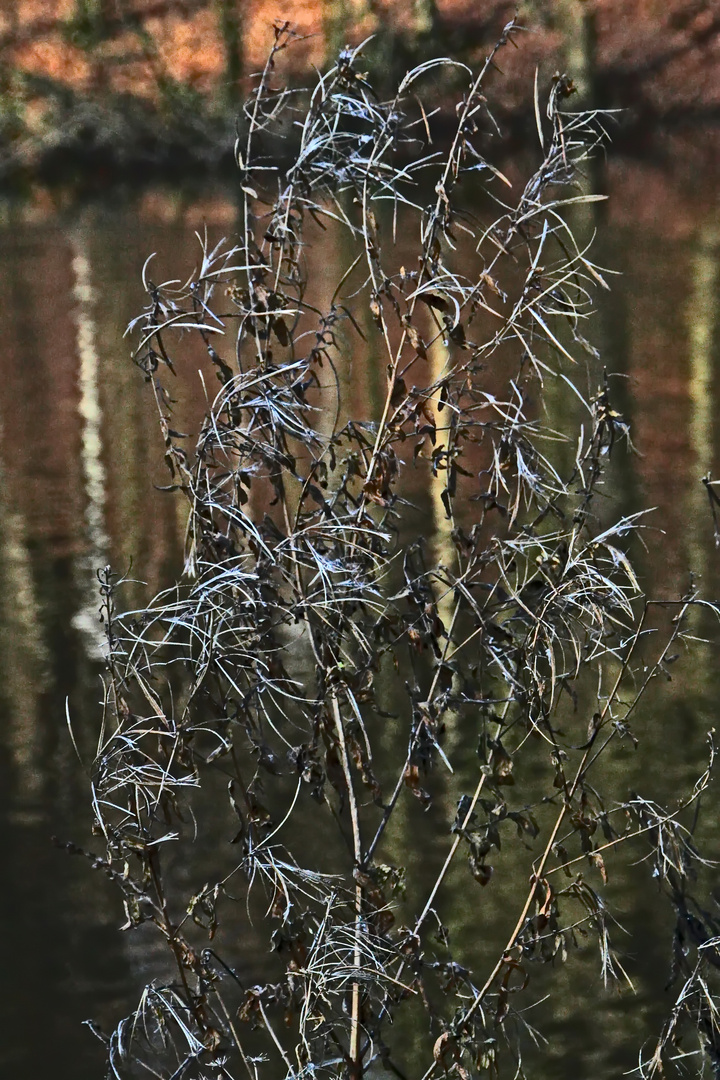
[588,848,608,883]
[405,322,427,358]
[490,738,515,786]
[390,377,408,407]
[469,855,494,886]
[418,292,449,313]
[433,1032,459,1067]
[272,316,289,346]
[404,763,431,808]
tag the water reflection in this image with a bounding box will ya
[686,220,720,592]
[0,162,718,1078]
[70,226,110,656]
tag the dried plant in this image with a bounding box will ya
[70,22,720,1080]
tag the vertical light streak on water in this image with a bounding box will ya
[426,324,461,758]
[557,0,597,109]
[0,417,48,814]
[686,223,719,597]
[426,329,456,613]
[323,0,374,64]
[413,0,437,35]
[70,228,110,658]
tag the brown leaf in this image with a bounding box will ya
[479,271,504,297]
[589,849,608,884]
[491,739,515,786]
[272,316,289,346]
[417,292,449,313]
[390,377,408,408]
[403,764,431,808]
[468,855,494,886]
[405,322,427,358]
[433,1032,459,1067]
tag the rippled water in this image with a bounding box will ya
[1,153,719,1078]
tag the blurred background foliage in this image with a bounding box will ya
[0,0,719,190]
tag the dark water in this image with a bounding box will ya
[0,154,719,1078]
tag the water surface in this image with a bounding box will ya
[1,156,719,1077]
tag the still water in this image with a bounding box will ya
[0,150,719,1078]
